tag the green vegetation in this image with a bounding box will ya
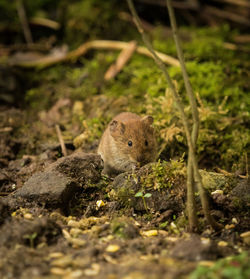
[190,252,250,279]
[140,159,185,190]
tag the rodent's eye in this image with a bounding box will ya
[145,140,148,146]
[128,140,133,147]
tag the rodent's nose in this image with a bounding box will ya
[136,155,144,163]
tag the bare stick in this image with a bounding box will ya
[204,5,250,26]
[29,17,60,30]
[166,0,199,230]
[213,0,250,8]
[16,0,33,44]
[104,40,137,80]
[127,0,222,230]
[9,40,180,68]
[55,124,67,157]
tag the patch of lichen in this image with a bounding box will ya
[108,186,135,208]
[200,170,237,194]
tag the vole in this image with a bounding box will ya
[98,112,157,176]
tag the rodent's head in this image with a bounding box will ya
[109,115,157,169]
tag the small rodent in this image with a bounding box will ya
[98,112,157,176]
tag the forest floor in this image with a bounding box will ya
[0,92,249,279]
[0,1,250,277]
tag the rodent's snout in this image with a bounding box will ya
[136,155,145,164]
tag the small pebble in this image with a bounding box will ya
[240,231,250,245]
[106,244,120,253]
[141,230,158,237]
[67,220,80,228]
[50,267,67,275]
[23,213,33,220]
[211,190,223,195]
[232,218,238,224]
[225,224,235,230]
[84,263,100,276]
[49,252,64,259]
[218,241,228,247]
[51,256,72,268]
[96,200,105,208]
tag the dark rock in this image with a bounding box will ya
[10,152,103,211]
[0,199,11,226]
[0,217,61,248]
[52,152,103,186]
[12,170,78,211]
[109,164,186,213]
[231,179,250,204]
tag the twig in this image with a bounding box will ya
[166,0,199,231]
[29,17,60,30]
[16,0,33,44]
[55,124,67,156]
[223,42,250,52]
[104,40,137,80]
[233,35,250,44]
[127,0,222,230]
[0,127,13,133]
[204,5,250,26]
[212,0,250,8]
[9,40,180,68]
[136,0,200,10]
[245,153,249,178]
[0,192,9,196]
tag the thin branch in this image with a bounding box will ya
[29,17,60,30]
[16,0,33,44]
[136,0,200,10]
[204,5,250,26]
[127,0,222,230]
[55,124,67,157]
[166,0,199,145]
[166,0,199,230]
[104,40,137,80]
[213,0,250,8]
[9,40,180,68]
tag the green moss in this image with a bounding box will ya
[190,252,250,279]
[111,217,139,239]
[200,170,236,193]
[140,159,185,191]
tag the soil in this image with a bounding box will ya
[0,102,249,279]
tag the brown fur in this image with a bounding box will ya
[98,112,157,176]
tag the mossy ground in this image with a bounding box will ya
[19,22,249,173]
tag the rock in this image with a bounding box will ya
[13,170,78,211]
[109,162,186,213]
[200,170,235,192]
[231,179,250,204]
[10,152,103,211]
[0,199,11,226]
[0,217,61,248]
[169,235,233,261]
[52,152,103,186]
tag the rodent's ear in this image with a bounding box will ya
[141,115,154,125]
[109,120,126,134]
[109,120,118,132]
